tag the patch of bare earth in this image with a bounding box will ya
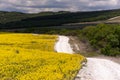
[69,36,120,64]
[69,36,100,57]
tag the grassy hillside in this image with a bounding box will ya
[1,9,120,29]
[0,11,67,24]
[0,33,85,80]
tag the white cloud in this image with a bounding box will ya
[0,0,119,13]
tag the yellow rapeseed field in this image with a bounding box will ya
[0,33,85,80]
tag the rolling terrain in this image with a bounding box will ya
[0,9,120,80]
[1,9,120,29]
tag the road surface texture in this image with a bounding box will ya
[75,58,120,80]
[55,36,74,54]
[55,36,120,80]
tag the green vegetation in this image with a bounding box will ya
[1,9,120,29]
[1,9,120,56]
[10,24,120,56]
[79,24,120,56]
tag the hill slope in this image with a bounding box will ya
[1,9,120,29]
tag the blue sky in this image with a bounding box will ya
[0,0,120,13]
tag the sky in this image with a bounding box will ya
[0,0,120,13]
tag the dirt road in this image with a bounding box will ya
[54,36,74,54]
[55,36,120,80]
[76,58,120,80]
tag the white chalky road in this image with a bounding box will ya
[76,58,120,80]
[55,36,74,54]
[55,36,120,80]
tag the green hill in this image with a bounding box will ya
[1,9,120,29]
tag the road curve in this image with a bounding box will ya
[55,36,120,80]
[76,58,120,80]
[54,36,74,54]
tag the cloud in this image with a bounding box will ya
[0,0,120,13]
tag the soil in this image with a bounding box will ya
[69,36,100,57]
[69,36,120,64]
